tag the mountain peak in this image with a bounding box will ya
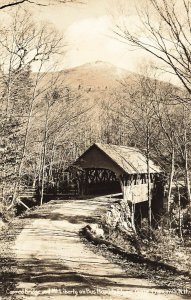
[91,60,114,67]
[80,60,127,71]
[62,61,132,89]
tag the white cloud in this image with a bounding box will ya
[62,15,148,71]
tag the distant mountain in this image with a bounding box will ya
[31,61,135,147]
[61,61,133,89]
[57,61,135,122]
[35,61,138,103]
[35,60,135,115]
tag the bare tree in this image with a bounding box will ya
[114,0,191,97]
[0,10,63,209]
[114,0,191,208]
[17,68,92,207]
[173,102,191,204]
[116,70,160,231]
[0,0,83,10]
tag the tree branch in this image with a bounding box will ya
[0,0,82,10]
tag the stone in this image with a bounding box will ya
[87,223,104,239]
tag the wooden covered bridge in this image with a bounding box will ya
[68,143,164,215]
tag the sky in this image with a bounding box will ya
[28,0,151,72]
[0,0,178,84]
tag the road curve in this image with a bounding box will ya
[10,198,185,300]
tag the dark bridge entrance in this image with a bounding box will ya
[78,168,121,196]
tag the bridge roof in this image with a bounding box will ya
[74,143,162,175]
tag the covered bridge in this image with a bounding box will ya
[69,143,164,212]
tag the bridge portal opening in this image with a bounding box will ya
[77,168,121,196]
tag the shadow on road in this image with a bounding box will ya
[1,256,165,296]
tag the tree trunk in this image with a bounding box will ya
[146,125,152,235]
[40,104,49,206]
[131,194,136,233]
[49,139,56,184]
[167,147,175,213]
[177,182,183,241]
[32,165,38,189]
[5,50,14,118]
[184,128,191,204]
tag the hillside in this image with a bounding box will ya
[60,61,133,89]
[31,61,135,140]
[35,61,135,103]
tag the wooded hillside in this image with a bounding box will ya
[0,10,190,239]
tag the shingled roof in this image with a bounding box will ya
[95,143,161,174]
[75,143,162,175]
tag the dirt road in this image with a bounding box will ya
[7,198,188,299]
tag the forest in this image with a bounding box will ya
[0,1,190,242]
